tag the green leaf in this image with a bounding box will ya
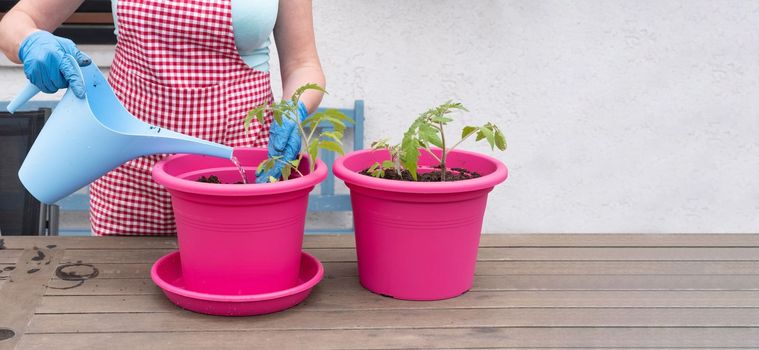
[305,112,347,133]
[272,109,283,126]
[368,162,379,173]
[256,159,266,174]
[494,129,506,151]
[291,83,327,104]
[301,113,323,129]
[308,140,319,172]
[290,158,300,168]
[381,160,395,169]
[244,108,265,130]
[419,123,443,148]
[243,114,253,130]
[257,158,276,175]
[401,137,420,181]
[320,131,344,144]
[478,126,495,150]
[265,158,277,173]
[322,115,347,133]
[401,118,424,180]
[318,140,345,155]
[371,139,391,150]
[281,163,291,180]
[268,176,278,183]
[430,116,453,124]
[324,108,353,123]
[462,126,478,139]
[476,129,486,142]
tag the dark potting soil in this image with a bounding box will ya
[359,166,481,182]
[196,175,243,184]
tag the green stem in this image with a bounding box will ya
[392,151,402,176]
[296,122,314,173]
[448,130,476,154]
[423,145,442,163]
[438,121,446,181]
[274,157,305,179]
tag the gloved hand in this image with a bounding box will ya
[18,30,92,98]
[256,101,309,183]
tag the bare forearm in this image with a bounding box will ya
[0,0,84,63]
[273,0,324,113]
[0,10,39,62]
[281,64,325,113]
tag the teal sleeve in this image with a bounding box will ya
[231,0,279,73]
[110,0,277,72]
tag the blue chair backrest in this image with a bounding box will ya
[308,100,364,212]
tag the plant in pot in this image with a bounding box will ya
[333,101,508,301]
[150,84,351,316]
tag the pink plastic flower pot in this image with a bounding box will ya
[152,147,326,295]
[333,148,508,300]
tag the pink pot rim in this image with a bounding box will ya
[151,251,324,303]
[152,147,327,196]
[333,148,508,194]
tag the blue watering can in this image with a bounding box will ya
[6,55,233,204]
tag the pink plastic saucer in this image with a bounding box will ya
[151,251,324,316]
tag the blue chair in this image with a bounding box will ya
[1,100,364,235]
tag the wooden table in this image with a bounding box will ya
[1,234,759,349]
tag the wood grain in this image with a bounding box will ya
[26,308,759,333]
[58,246,759,265]
[41,260,759,280]
[35,290,759,314]
[2,234,759,350]
[0,249,23,264]
[4,233,759,250]
[0,247,60,350]
[18,328,759,350]
[41,274,759,297]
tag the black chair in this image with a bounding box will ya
[0,109,54,235]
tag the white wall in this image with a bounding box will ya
[3,1,759,233]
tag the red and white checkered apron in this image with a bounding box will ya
[89,0,273,236]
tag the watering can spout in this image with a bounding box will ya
[135,127,233,160]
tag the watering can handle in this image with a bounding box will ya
[6,83,41,114]
[6,54,83,114]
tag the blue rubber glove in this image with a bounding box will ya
[256,101,309,183]
[18,31,92,98]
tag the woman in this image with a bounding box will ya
[0,0,325,236]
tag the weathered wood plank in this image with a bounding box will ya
[0,264,15,282]
[26,308,759,334]
[35,290,759,314]
[0,237,177,250]
[19,328,759,350]
[46,260,759,280]
[4,234,759,251]
[43,261,355,280]
[0,247,61,350]
[48,263,152,279]
[477,233,759,247]
[474,260,759,275]
[476,247,759,261]
[7,234,759,350]
[42,274,759,297]
[470,274,759,291]
[59,247,759,265]
[59,248,356,264]
[0,249,23,264]
[61,249,175,264]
